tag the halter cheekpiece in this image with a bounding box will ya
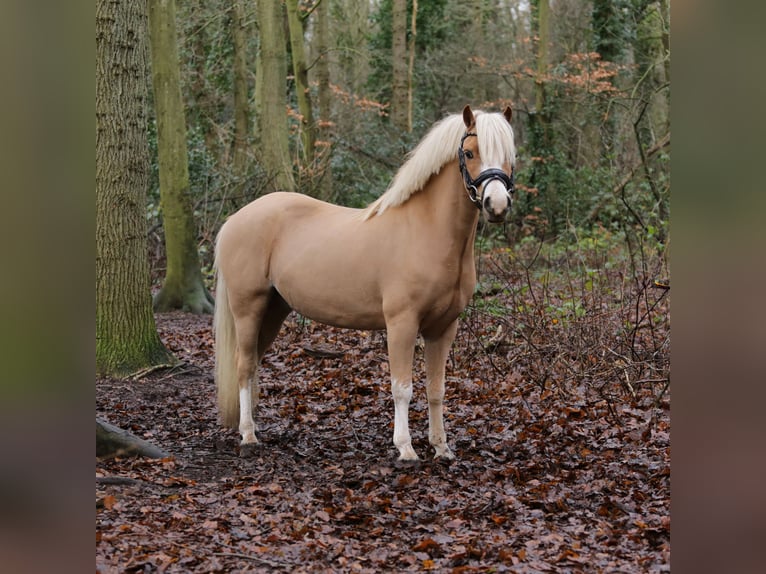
[458,132,515,209]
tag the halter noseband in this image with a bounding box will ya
[458,132,515,209]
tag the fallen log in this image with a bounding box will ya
[96,417,169,459]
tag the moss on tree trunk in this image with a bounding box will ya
[148,0,213,314]
[286,0,316,163]
[390,0,408,131]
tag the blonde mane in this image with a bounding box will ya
[362,109,516,219]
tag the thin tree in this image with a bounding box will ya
[406,0,418,132]
[591,0,626,158]
[232,0,252,177]
[330,0,370,134]
[314,0,334,200]
[534,0,550,118]
[526,0,556,235]
[285,0,317,163]
[390,0,408,131]
[255,0,295,192]
[97,0,174,375]
[148,0,214,314]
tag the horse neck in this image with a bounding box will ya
[414,161,480,252]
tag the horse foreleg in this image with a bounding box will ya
[385,318,419,461]
[424,320,458,459]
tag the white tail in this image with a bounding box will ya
[213,248,239,429]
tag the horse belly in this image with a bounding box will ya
[273,266,386,331]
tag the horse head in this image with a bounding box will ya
[459,105,515,223]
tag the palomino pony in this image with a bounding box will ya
[214,105,516,460]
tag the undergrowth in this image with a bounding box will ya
[464,226,670,423]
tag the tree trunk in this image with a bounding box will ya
[314,0,334,200]
[97,0,175,376]
[592,0,622,64]
[340,0,370,96]
[148,0,214,314]
[390,0,408,131]
[659,0,670,84]
[255,0,295,193]
[591,0,621,158]
[406,0,418,133]
[232,0,251,177]
[331,0,370,134]
[285,0,316,163]
[534,0,550,116]
[527,0,557,238]
[97,418,169,459]
[187,13,221,166]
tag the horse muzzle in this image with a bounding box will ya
[481,178,513,223]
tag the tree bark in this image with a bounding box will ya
[285,0,316,163]
[406,0,418,133]
[255,0,295,192]
[148,0,214,314]
[390,0,408,131]
[314,0,334,200]
[232,0,251,177]
[659,0,670,84]
[534,0,550,116]
[97,418,169,459]
[331,0,370,134]
[186,10,221,166]
[97,0,175,376]
[591,0,621,157]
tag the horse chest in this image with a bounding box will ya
[418,263,475,335]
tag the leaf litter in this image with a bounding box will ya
[97,255,669,572]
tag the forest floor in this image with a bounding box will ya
[96,246,670,573]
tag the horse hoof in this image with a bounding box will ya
[397,445,419,462]
[434,448,455,461]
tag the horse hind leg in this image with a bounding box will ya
[234,288,291,447]
[257,288,292,359]
[233,312,261,446]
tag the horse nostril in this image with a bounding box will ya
[483,192,509,215]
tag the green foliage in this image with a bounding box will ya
[591,0,634,63]
[514,144,668,249]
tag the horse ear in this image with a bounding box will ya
[462,105,475,129]
[503,105,513,123]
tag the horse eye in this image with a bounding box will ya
[464,150,474,159]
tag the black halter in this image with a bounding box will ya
[458,132,515,209]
